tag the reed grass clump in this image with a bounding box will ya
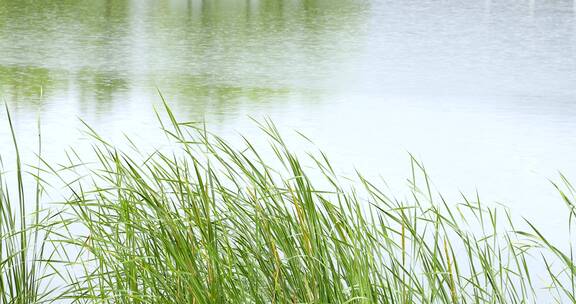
[1,102,576,303]
[0,108,60,304]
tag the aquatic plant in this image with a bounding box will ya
[1,102,575,303]
[0,107,60,304]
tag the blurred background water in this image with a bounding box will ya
[1,0,576,238]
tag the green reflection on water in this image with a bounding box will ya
[0,0,368,117]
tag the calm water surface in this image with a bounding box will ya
[1,0,576,234]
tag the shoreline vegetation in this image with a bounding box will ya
[1,102,575,303]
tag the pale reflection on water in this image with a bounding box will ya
[1,0,576,238]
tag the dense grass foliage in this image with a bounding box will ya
[1,103,576,303]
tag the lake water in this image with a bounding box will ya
[1,0,576,236]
